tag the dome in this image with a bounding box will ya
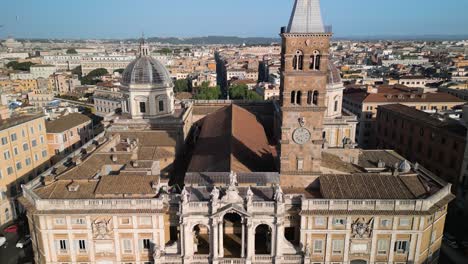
[122,56,173,88]
[327,61,342,85]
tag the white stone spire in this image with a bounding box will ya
[287,0,325,33]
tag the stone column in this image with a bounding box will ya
[218,221,224,257]
[212,219,219,261]
[184,223,193,259]
[275,219,284,258]
[180,222,185,256]
[246,220,254,264]
[241,220,246,258]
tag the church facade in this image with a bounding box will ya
[21,1,451,264]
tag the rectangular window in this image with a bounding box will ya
[120,217,131,225]
[380,219,391,228]
[78,239,86,252]
[141,239,151,250]
[315,217,326,226]
[34,153,39,161]
[122,239,132,254]
[332,240,344,254]
[25,158,31,166]
[139,102,146,113]
[38,124,42,131]
[159,100,164,112]
[7,166,13,175]
[73,218,86,225]
[57,239,68,253]
[42,150,47,158]
[399,218,411,227]
[70,131,74,137]
[40,136,45,144]
[313,239,323,254]
[395,240,409,254]
[10,133,17,142]
[32,139,37,147]
[55,218,65,225]
[13,147,19,155]
[23,143,29,151]
[21,129,26,137]
[30,127,34,134]
[139,216,152,225]
[377,239,389,255]
[1,137,8,145]
[333,218,346,226]
[16,162,22,170]
[3,150,10,160]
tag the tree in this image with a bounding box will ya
[174,79,189,93]
[81,68,109,85]
[6,61,36,71]
[158,48,172,55]
[194,84,221,100]
[87,68,109,78]
[228,84,263,101]
[71,66,82,76]
[66,48,78,54]
[113,68,125,74]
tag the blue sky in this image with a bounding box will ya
[0,0,467,39]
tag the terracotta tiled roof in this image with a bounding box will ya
[35,180,99,199]
[95,175,159,195]
[188,104,277,172]
[319,173,429,200]
[46,113,91,133]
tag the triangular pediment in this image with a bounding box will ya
[212,203,251,217]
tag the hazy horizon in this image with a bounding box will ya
[1,0,467,39]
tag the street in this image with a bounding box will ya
[0,232,33,264]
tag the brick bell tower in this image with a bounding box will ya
[279,0,331,186]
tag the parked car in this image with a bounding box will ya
[3,224,18,233]
[15,235,31,248]
[0,235,6,247]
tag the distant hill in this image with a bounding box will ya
[144,36,280,45]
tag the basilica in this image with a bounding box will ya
[21,1,452,264]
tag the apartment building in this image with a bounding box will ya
[376,104,466,190]
[343,86,465,148]
[46,113,93,164]
[0,109,50,226]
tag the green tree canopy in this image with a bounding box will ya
[113,68,125,74]
[228,84,263,101]
[157,48,172,55]
[81,68,109,85]
[66,48,78,54]
[6,61,36,71]
[71,66,82,76]
[87,68,109,78]
[194,84,221,100]
[174,79,189,93]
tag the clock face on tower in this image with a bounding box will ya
[292,127,311,145]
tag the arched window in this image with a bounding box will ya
[309,55,315,70]
[291,91,296,104]
[307,91,313,105]
[310,50,321,70]
[313,91,319,105]
[293,50,304,70]
[296,91,302,105]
